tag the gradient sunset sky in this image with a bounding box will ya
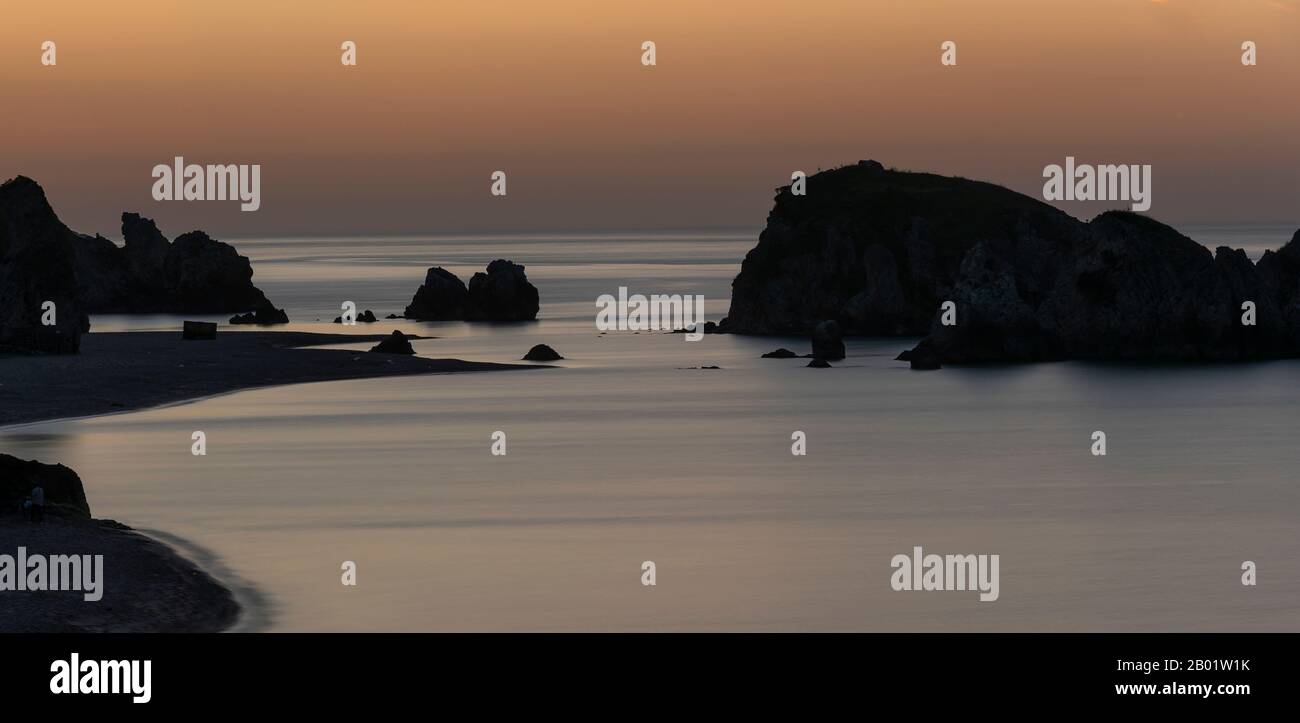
[2,0,1296,237]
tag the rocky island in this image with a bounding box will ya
[720,160,1300,364]
[0,175,285,354]
[403,259,540,321]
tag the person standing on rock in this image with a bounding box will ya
[29,484,45,522]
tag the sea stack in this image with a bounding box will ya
[403,260,540,321]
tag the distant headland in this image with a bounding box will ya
[721,160,1300,364]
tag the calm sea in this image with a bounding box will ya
[3,225,1298,631]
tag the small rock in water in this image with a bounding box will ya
[333,309,378,323]
[369,330,415,355]
[807,358,832,368]
[810,320,845,360]
[898,346,941,370]
[229,305,289,325]
[761,348,797,358]
[522,343,563,361]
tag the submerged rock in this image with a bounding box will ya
[369,330,415,354]
[522,343,563,361]
[0,454,91,518]
[761,348,798,358]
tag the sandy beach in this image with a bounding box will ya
[0,517,239,632]
[0,328,549,632]
[0,329,548,427]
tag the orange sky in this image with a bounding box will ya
[2,0,1296,237]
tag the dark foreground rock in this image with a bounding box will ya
[0,454,91,518]
[807,358,832,368]
[0,455,239,632]
[0,176,90,353]
[720,160,1300,363]
[522,343,563,361]
[404,260,539,321]
[369,330,415,354]
[761,348,798,358]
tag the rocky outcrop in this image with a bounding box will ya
[78,214,274,314]
[369,330,415,354]
[522,343,563,361]
[229,306,289,325]
[721,160,1300,363]
[0,176,90,353]
[404,260,540,321]
[761,348,798,358]
[333,309,377,323]
[466,260,539,321]
[0,176,281,353]
[0,454,91,518]
[404,267,468,320]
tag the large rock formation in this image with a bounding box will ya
[0,454,91,518]
[465,259,540,321]
[0,176,90,353]
[77,213,274,314]
[0,176,281,353]
[721,160,1300,363]
[404,267,467,320]
[404,260,539,321]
